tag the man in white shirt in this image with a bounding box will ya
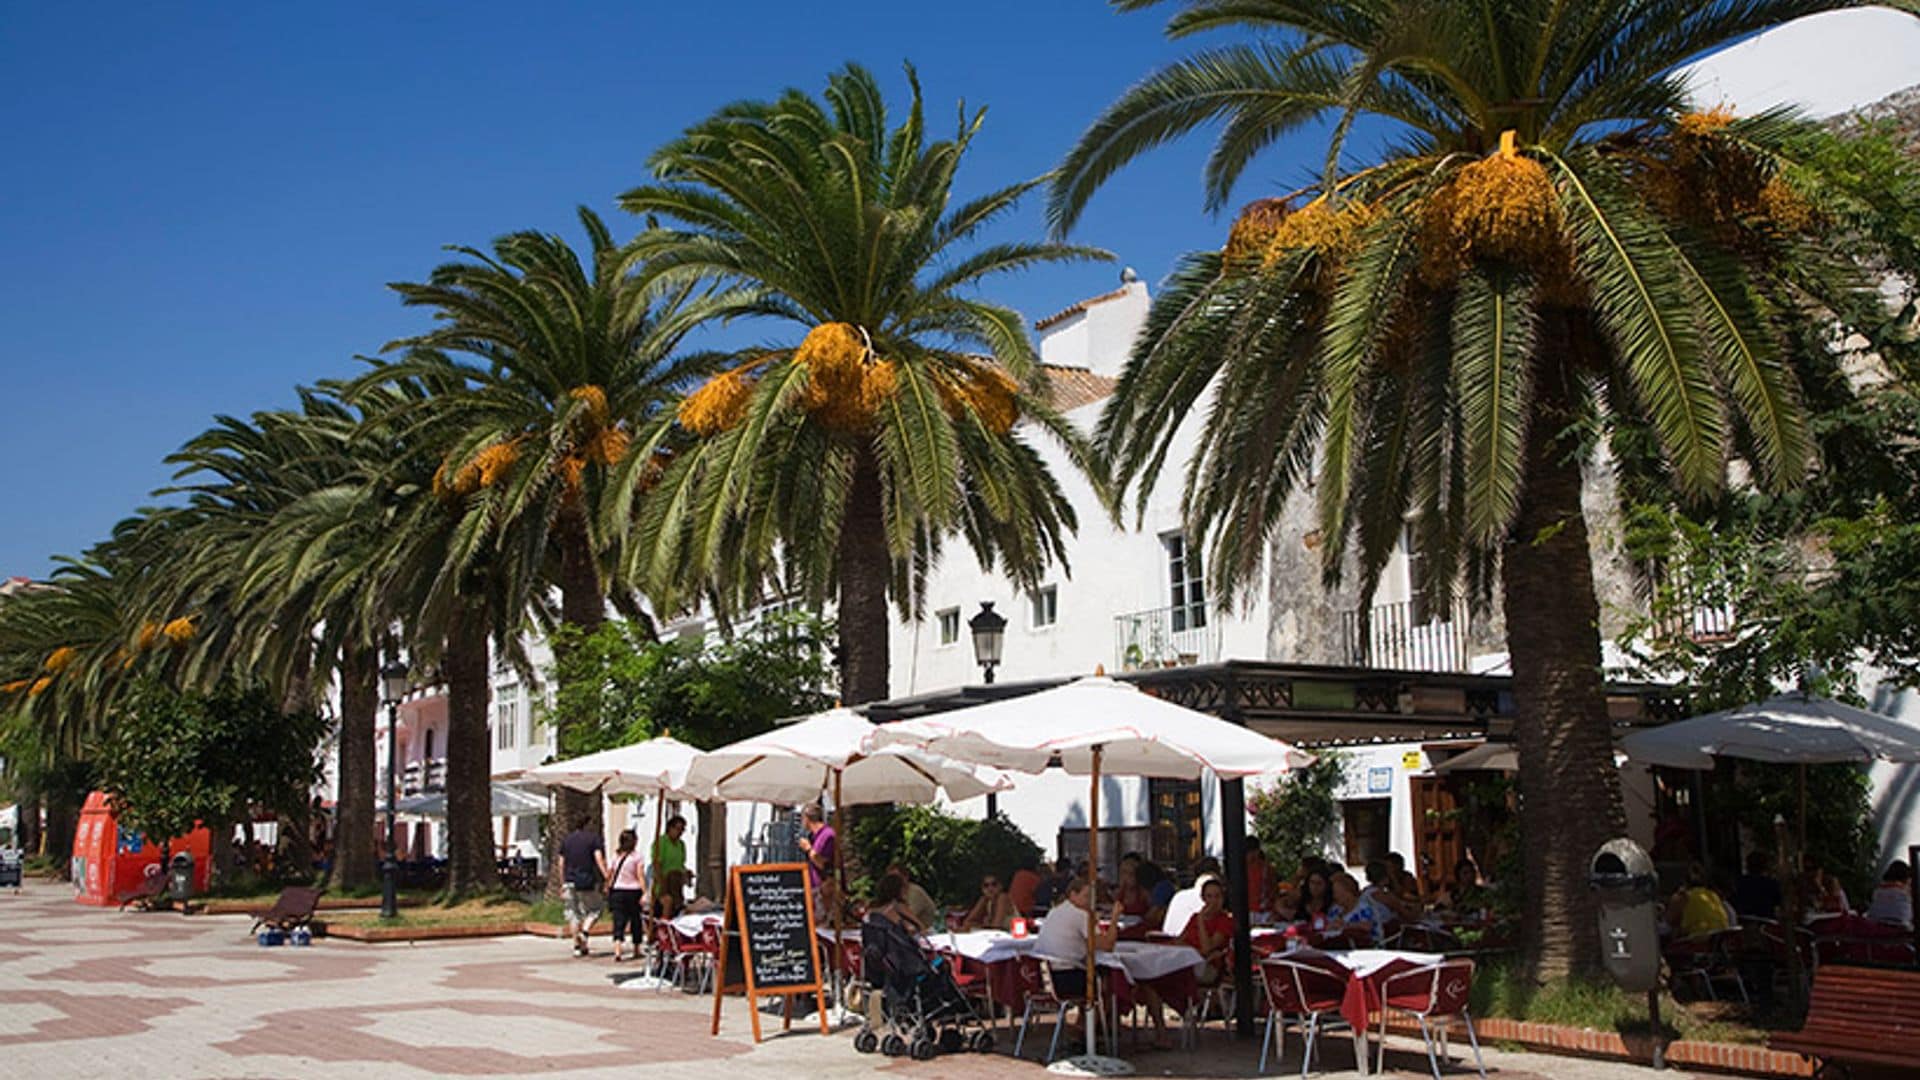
[1035,876,1172,1049]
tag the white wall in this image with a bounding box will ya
[1679,8,1920,118]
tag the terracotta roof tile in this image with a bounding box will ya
[1042,365,1118,413]
[1033,286,1132,331]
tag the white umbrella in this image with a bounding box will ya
[525,735,704,797]
[687,707,1011,1023]
[1619,694,1920,768]
[525,735,706,895]
[684,708,1010,805]
[868,675,1311,1077]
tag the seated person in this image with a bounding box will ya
[1805,859,1850,918]
[869,872,923,932]
[1361,858,1420,927]
[1328,871,1363,924]
[652,868,688,920]
[960,874,1014,931]
[1034,877,1171,1048]
[1114,855,1153,919]
[1008,861,1041,917]
[1866,860,1914,930]
[1730,850,1783,921]
[1269,880,1302,924]
[1431,858,1484,915]
[1181,877,1235,986]
[1136,860,1173,929]
[1665,863,1734,939]
[1385,851,1423,908]
[1298,869,1335,926]
[886,862,941,932]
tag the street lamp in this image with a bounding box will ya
[968,601,1006,685]
[379,658,409,919]
[968,601,1008,818]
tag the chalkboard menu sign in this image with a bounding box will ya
[710,862,828,1042]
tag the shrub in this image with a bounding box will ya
[1247,750,1347,876]
[850,804,1043,909]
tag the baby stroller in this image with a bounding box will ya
[852,913,995,1060]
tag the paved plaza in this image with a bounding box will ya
[0,879,1715,1079]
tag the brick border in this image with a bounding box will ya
[1386,1013,1814,1077]
[196,895,426,916]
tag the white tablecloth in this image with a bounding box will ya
[1294,946,1443,979]
[1101,941,1204,982]
[926,930,1033,964]
[669,913,720,938]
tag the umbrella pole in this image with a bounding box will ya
[833,769,848,1024]
[651,790,665,894]
[1087,746,1101,1060]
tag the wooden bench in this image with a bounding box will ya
[1769,964,1920,1076]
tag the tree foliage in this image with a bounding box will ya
[92,680,328,856]
[545,611,837,757]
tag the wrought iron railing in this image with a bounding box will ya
[1114,604,1220,672]
[1647,563,1737,644]
[1339,598,1473,672]
[399,758,447,795]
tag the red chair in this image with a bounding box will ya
[1261,956,1352,1077]
[1377,959,1486,1080]
[1013,956,1073,1062]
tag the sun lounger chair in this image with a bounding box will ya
[249,886,322,935]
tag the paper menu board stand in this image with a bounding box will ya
[709,862,829,1042]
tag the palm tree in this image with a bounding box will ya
[373,209,727,884]
[158,387,399,888]
[618,63,1107,705]
[1051,0,1920,977]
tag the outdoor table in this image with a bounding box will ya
[670,912,720,939]
[1098,940,1205,1016]
[1279,946,1443,1034]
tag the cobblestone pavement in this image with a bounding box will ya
[0,879,1713,1079]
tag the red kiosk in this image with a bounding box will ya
[70,791,210,905]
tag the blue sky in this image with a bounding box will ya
[0,2,1345,579]
[4,6,1914,580]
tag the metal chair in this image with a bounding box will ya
[1013,956,1069,1061]
[1261,956,1353,1078]
[1666,929,1749,1004]
[1377,958,1486,1080]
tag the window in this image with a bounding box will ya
[1147,778,1203,871]
[1164,533,1207,633]
[495,688,520,751]
[1342,798,1391,867]
[422,728,437,761]
[1029,585,1058,629]
[936,607,960,647]
[1404,525,1435,625]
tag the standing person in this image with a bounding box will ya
[560,814,609,958]
[605,829,647,963]
[801,803,836,910]
[651,815,687,895]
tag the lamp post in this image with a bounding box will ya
[379,659,409,919]
[968,601,1007,817]
[968,601,1006,685]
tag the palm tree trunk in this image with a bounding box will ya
[335,645,379,890]
[836,452,891,705]
[442,611,498,896]
[545,501,605,897]
[1502,356,1625,982]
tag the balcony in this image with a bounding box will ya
[1339,599,1473,672]
[1647,564,1737,645]
[398,757,447,796]
[1114,604,1220,672]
